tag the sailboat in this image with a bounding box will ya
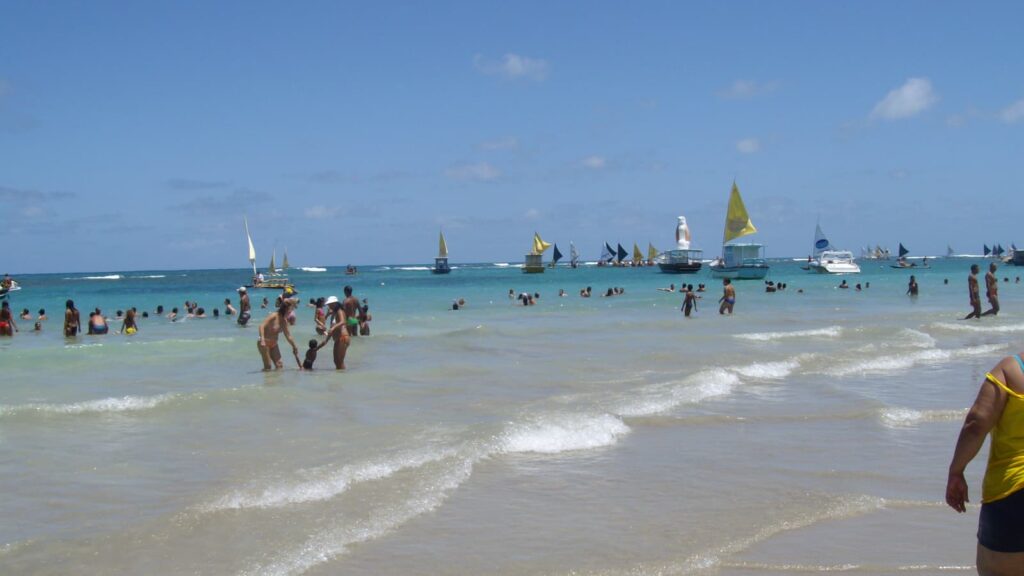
[244,217,294,290]
[890,243,924,268]
[549,244,563,268]
[647,243,658,266]
[523,232,551,273]
[655,215,703,273]
[433,230,451,274]
[616,243,628,266]
[632,243,644,266]
[947,244,956,258]
[805,221,860,274]
[282,249,290,272]
[709,182,769,279]
[598,242,614,266]
[570,242,580,268]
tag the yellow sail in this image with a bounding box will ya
[648,243,658,260]
[282,249,290,270]
[723,181,757,243]
[438,231,448,258]
[533,232,552,254]
[269,250,277,274]
[633,243,643,261]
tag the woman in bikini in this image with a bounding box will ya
[324,295,351,370]
[63,299,81,337]
[0,301,17,336]
[257,299,300,371]
[948,354,1024,574]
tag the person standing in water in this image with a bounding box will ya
[907,275,919,297]
[681,285,698,317]
[983,262,1000,317]
[341,285,361,337]
[718,279,735,315]
[237,287,251,326]
[947,354,1024,574]
[119,308,138,335]
[965,264,982,320]
[0,301,17,336]
[257,299,300,371]
[324,295,351,370]
[63,300,81,337]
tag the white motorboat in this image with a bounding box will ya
[807,250,861,274]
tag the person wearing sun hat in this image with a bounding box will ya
[324,295,351,369]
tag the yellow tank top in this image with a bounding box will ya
[982,364,1024,503]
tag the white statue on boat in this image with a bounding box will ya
[675,216,691,250]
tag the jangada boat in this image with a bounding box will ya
[709,182,769,280]
[523,232,550,273]
[243,217,294,290]
[433,230,451,274]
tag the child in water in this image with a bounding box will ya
[303,338,329,370]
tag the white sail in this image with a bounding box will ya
[244,217,257,276]
[570,241,579,265]
[813,223,831,256]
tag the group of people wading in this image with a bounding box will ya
[256,285,367,371]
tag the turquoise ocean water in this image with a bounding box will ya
[1,257,1020,574]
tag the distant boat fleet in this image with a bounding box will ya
[233,183,1022,292]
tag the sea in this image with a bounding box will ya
[0,257,1019,575]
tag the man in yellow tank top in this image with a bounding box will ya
[948,354,1024,574]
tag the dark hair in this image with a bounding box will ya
[66,299,75,310]
[172,307,178,313]
[344,285,353,296]
[38,308,45,315]
[213,308,219,316]
[142,311,149,318]
[156,305,164,314]
[196,308,205,315]
[308,339,318,348]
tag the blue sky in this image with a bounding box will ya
[2,1,1023,273]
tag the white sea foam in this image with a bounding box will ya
[732,359,801,380]
[823,344,1006,378]
[0,393,180,417]
[879,407,966,428]
[498,413,630,454]
[298,267,326,272]
[899,328,937,348]
[396,266,430,271]
[66,274,122,280]
[931,322,1024,334]
[131,274,166,279]
[203,447,458,511]
[492,263,510,267]
[616,369,740,417]
[241,458,474,576]
[735,326,842,342]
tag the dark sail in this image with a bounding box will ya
[552,244,563,264]
[984,244,991,256]
[898,243,909,258]
[616,243,628,263]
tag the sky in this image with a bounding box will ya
[2,1,1023,273]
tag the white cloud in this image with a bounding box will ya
[445,162,500,182]
[999,98,1024,124]
[524,208,541,220]
[736,138,761,154]
[479,137,519,151]
[581,155,606,169]
[304,205,338,220]
[719,79,779,99]
[474,53,548,81]
[870,77,937,120]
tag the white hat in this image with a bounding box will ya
[325,295,339,306]
[237,286,247,292]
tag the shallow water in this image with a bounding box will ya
[0,258,1016,574]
